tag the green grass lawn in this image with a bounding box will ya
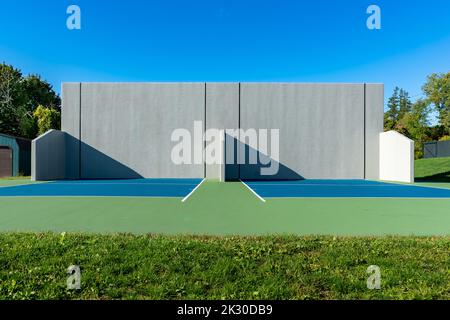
[415,157,450,189]
[0,233,448,300]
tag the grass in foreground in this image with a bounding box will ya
[0,233,448,300]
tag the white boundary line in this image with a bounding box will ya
[0,196,185,199]
[181,178,206,202]
[264,196,450,200]
[240,179,266,203]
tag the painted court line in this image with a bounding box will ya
[181,178,206,202]
[240,179,266,203]
[264,196,450,200]
[44,182,199,186]
[245,183,396,187]
[0,195,184,199]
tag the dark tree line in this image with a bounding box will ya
[0,63,61,139]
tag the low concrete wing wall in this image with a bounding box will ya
[32,130,66,181]
[379,131,414,183]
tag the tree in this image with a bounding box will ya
[22,74,61,111]
[398,88,412,119]
[0,63,60,138]
[384,87,400,130]
[422,72,450,134]
[0,64,24,136]
[397,99,431,159]
[33,105,61,136]
[384,87,412,131]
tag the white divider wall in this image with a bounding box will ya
[379,131,414,183]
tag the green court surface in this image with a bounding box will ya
[0,181,449,236]
[0,178,38,187]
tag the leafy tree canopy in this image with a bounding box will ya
[0,63,60,139]
[422,72,450,134]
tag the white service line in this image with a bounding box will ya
[240,179,266,203]
[181,178,206,202]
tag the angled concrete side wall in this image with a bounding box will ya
[61,83,80,179]
[379,131,414,183]
[365,84,384,180]
[205,83,239,180]
[79,83,205,179]
[239,83,366,179]
[31,130,65,181]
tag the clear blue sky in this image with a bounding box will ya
[1,0,449,114]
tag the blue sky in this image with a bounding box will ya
[1,0,449,114]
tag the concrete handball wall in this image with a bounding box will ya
[240,83,366,179]
[61,83,80,179]
[64,83,205,179]
[365,84,384,180]
[205,83,239,180]
[31,130,65,181]
[379,131,414,183]
[60,82,384,181]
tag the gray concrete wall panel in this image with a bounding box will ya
[61,83,81,179]
[49,82,384,181]
[205,83,240,180]
[79,83,205,179]
[239,83,365,180]
[365,84,384,180]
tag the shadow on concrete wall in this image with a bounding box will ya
[225,134,304,181]
[63,133,302,180]
[65,134,143,179]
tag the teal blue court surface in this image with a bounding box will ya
[0,178,203,198]
[1,178,450,199]
[243,179,450,199]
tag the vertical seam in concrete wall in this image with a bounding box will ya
[204,82,206,178]
[79,82,82,179]
[238,82,241,179]
[363,83,366,180]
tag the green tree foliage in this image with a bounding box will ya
[396,99,430,159]
[0,63,60,138]
[0,64,23,136]
[384,87,413,131]
[398,88,413,119]
[33,105,61,136]
[384,73,450,159]
[384,87,400,130]
[422,72,450,134]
